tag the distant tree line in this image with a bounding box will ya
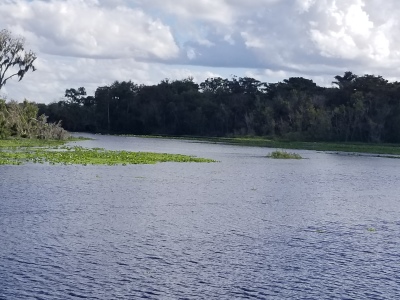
[38,72,400,143]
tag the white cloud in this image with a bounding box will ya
[3,54,152,102]
[2,0,400,103]
[305,0,400,69]
[296,0,316,13]
[1,0,179,60]
[135,0,236,25]
[186,48,197,60]
[240,31,265,49]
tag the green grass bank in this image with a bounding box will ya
[141,135,400,156]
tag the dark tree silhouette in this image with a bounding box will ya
[0,29,37,90]
[38,72,400,143]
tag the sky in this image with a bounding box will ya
[1,0,400,104]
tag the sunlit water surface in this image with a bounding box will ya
[1,134,400,299]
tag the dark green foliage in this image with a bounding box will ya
[267,150,302,159]
[39,72,400,143]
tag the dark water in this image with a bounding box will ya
[1,134,400,299]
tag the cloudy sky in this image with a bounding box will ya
[1,0,400,103]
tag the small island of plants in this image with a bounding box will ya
[267,150,302,159]
[0,143,216,165]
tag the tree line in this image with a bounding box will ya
[38,72,400,143]
[1,29,400,143]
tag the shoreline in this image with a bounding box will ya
[101,134,400,156]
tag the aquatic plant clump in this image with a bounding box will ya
[0,138,66,148]
[267,150,302,159]
[0,145,216,165]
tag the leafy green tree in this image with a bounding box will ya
[333,71,357,90]
[65,87,87,105]
[200,77,230,94]
[0,99,68,139]
[0,99,10,138]
[108,81,139,133]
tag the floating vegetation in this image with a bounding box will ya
[0,138,65,149]
[267,150,302,159]
[367,227,376,232]
[0,137,88,148]
[0,142,216,166]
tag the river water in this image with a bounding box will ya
[1,134,400,299]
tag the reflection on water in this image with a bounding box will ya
[1,134,400,299]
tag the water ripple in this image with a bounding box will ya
[2,136,400,299]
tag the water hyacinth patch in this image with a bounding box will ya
[0,143,216,166]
